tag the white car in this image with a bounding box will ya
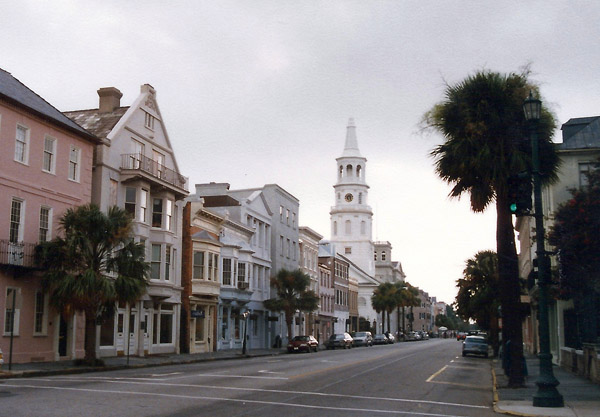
[0,347,4,366]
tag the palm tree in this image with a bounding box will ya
[455,251,501,355]
[396,282,420,334]
[371,282,398,334]
[423,69,560,386]
[263,269,319,343]
[36,204,149,364]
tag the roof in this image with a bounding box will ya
[64,107,129,140]
[560,116,600,150]
[0,68,97,141]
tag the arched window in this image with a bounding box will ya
[382,251,387,261]
[345,220,351,235]
[356,165,362,178]
[346,164,352,177]
[339,165,343,178]
[337,192,340,201]
[333,221,337,236]
[361,220,366,234]
[374,251,377,261]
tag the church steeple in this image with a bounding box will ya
[330,118,374,276]
[342,118,362,158]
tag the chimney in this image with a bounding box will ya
[97,87,123,113]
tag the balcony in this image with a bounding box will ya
[0,240,38,269]
[120,153,188,195]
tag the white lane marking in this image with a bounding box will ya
[150,372,182,377]
[258,370,284,374]
[0,383,483,417]
[16,377,489,409]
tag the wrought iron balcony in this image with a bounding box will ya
[0,240,38,268]
[121,153,188,191]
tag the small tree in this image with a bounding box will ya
[36,204,149,364]
[549,164,600,345]
[263,269,319,342]
[371,282,397,333]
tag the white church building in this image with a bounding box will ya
[328,119,405,334]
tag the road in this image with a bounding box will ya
[0,339,496,417]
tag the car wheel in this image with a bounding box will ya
[314,345,319,352]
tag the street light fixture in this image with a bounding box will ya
[523,91,564,408]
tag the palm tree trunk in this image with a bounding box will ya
[84,310,97,364]
[496,199,525,386]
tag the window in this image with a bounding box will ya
[292,242,296,260]
[131,140,145,168]
[139,189,148,222]
[109,179,118,206]
[39,206,51,242]
[34,291,47,334]
[100,314,115,346]
[165,245,171,281]
[10,198,24,243]
[286,209,290,225]
[151,244,161,280]
[279,206,284,222]
[339,165,343,178]
[193,251,205,279]
[42,136,56,173]
[292,212,296,229]
[15,124,29,164]
[159,304,174,344]
[144,112,155,130]
[222,258,232,285]
[374,251,377,261]
[286,238,291,258]
[345,247,352,255]
[361,220,366,235]
[4,287,20,335]
[357,165,362,178]
[237,262,246,283]
[153,150,165,178]
[579,163,594,187]
[280,236,284,256]
[68,146,81,181]
[333,221,337,236]
[210,253,219,280]
[125,187,136,217]
[345,220,351,235]
[346,164,352,177]
[152,198,163,228]
[358,193,363,204]
[382,251,387,261]
[166,200,173,231]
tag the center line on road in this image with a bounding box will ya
[20,377,489,409]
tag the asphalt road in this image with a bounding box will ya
[0,339,496,417]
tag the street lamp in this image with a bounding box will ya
[524,91,564,408]
[241,311,249,355]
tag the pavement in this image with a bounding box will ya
[493,353,600,417]
[1,346,599,417]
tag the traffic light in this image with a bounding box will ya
[507,173,532,216]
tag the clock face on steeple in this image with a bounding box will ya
[345,193,353,202]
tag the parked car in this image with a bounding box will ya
[462,335,489,358]
[287,335,319,353]
[352,331,373,347]
[325,333,353,349]
[457,332,467,341]
[373,333,389,345]
[0,347,3,367]
[418,331,429,340]
[385,332,395,343]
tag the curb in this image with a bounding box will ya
[0,351,281,380]
[492,362,537,417]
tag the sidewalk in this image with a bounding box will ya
[0,348,284,379]
[493,353,600,417]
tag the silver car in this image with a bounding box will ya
[462,335,488,358]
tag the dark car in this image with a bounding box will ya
[352,331,373,347]
[462,335,489,358]
[325,333,353,349]
[373,333,389,345]
[287,335,319,353]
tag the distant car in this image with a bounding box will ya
[287,335,319,353]
[325,333,353,349]
[462,335,489,358]
[418,331,429,340]
[385,332,395,344]
[352,331,373,347]
[457,332,467,341]
[373,333,389,345]
[0,347,3,367]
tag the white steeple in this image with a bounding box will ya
[342,118,362,158]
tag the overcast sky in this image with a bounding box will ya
[3,1,600,304]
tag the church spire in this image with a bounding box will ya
[342,117,362,157]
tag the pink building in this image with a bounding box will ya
[0,68,98,364]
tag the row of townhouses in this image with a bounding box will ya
[1,69,430,364]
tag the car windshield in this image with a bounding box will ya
[355,332,366,337]
[465,337,486,344]
[293,336,309,341]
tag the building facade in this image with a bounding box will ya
[0,68,98,363]
[66,85,188,357]
[299,226,323,337]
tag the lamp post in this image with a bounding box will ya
[523,91,564,408]
[241,311,249,355]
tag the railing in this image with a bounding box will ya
[0,240,38,268]
[121,153,188,190]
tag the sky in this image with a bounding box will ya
[3,1,600,304]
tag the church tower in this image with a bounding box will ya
[330,118,374,276]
